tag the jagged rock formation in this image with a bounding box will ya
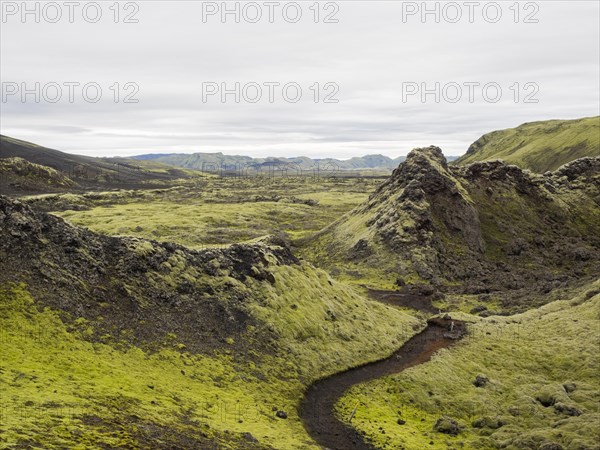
[309,146,600,308]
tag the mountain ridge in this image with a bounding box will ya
[132,151,460,171]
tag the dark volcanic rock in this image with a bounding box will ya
[473,375,489,387]
[539,443,564,450]
[0,195,298,356]
[553,402,582,416]
[536,392,557,407]
[242,432,258,443]
[554,156,600,182]
[348,238,372,261]
[321,146,600,312]
[433,416,461,435]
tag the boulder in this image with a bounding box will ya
[433,416,461,436]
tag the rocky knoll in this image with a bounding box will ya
[311,147,600,310]
[0,195,298,354]
[0,157,77,194]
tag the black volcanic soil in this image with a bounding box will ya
[367,288,439,314]
[299,316,467,450]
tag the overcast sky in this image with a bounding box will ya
[1,1,599,158]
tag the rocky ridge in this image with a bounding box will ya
[313,146,600,309]
[0,195,298,354]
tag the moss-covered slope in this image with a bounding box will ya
[0,195,418,449]
[0,157,77,194]
[337,280,600,450]
[455,117,600,172]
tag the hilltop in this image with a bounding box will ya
[455,116,600,172]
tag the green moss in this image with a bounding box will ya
[455,116,600,172]
[248,264,420,380]
[0,157,76,189]
[337,281,600,449]
[0,255,418,449]
[49,179,375,248]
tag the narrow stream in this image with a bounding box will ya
[299,317,467,450]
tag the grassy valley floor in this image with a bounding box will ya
[24,178,378,247]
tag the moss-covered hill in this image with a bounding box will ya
[0,157,77,194]
[455,117,600,172]
[0,195,418,449]
[303,147,600,311]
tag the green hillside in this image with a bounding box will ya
[0,195,417,449]
[455,117,600,172]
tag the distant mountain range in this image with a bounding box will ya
[4,114,598,195]
[133,152,460,171]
